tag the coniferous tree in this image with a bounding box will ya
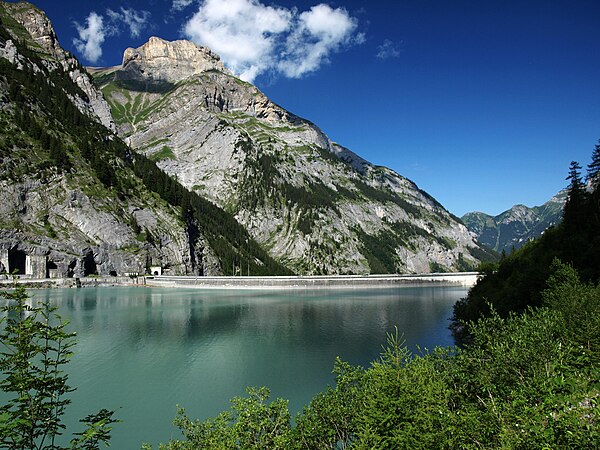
[563,160,586,229]
[0,284,118,449]
[585,141,600,242]
[587,140,600,189]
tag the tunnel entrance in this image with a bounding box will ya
[83,253,97,276]
[47,261,58,278]
[8,249,27,275]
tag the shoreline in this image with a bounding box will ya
[0,272,480,290]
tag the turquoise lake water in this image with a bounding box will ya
[3,285,468,448]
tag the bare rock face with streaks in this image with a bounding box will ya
[95,37,493,274]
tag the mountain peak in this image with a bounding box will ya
[1,1,64,58]
[0,1,115,130]
[119,36,231,83]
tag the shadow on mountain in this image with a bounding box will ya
[112,77,175,94]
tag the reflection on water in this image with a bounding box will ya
[2,285,467,449]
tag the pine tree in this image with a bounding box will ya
[587,140,600,190]
[563,160,586,229]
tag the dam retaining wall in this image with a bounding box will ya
[145,273,480,289]
[0,273,480,289]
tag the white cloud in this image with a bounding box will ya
[106,7,151,38]
[73,12,105,64]
[184,0,363,82]
[185,0,291,81]
[73,8,151,63]
[172,0,196,11]
[376,39,401,60]
[278,4,361,78]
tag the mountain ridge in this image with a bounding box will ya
[0,1,290,277]
[462,190,566,253]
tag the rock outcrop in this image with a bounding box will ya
[119,36,231,84]
[0,175,219,277]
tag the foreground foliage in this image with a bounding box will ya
[151,260,599,449]
[0,284,117,449]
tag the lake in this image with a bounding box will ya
[3,284,467,448]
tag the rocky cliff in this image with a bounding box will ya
[95,37,495,274]
[462,190,566,253]
[119,36,231,84]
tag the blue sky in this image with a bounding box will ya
[24,0,600,216]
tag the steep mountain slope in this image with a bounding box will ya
[0,1,289,277]
[462,190,566,253]
[94,37,494,274]
[1,1,114,130]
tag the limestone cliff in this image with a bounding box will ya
[119,36,231,84]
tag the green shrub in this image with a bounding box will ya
[0,284,118,449]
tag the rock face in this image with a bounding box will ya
[119,37,231,83]
[462,190,567,253]
[96,37,494,274]
[0,3,495,276]
[1,1,115,131]
[0,176,218,278]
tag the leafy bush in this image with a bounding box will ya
[0,284,118,449]
[151,387,291,450]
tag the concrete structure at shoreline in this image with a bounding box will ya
[0,249,47,278]
[0,273,480,289]
[144,273,480,289]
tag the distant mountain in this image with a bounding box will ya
[462,190,567,253]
